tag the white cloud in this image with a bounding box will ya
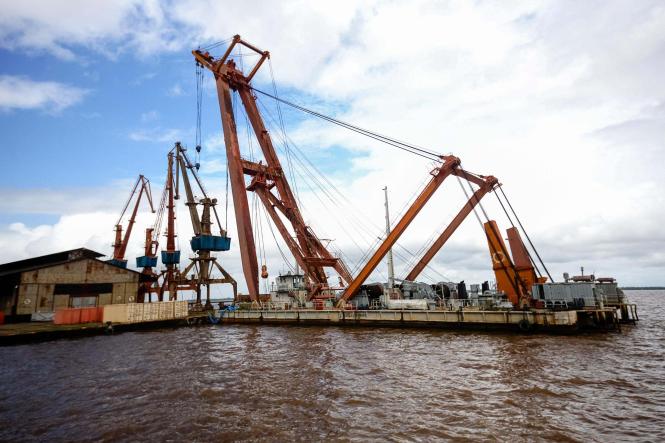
[167,83,184,97]
[129,127,184,143]
[0,0,178,60]
[1,1,664,288]
[199,158,227,175]
[140,110,159,122]
[0,75,88,112]
[131,72,157,86]
[202,133,225,152]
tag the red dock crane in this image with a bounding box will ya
[158,150,181,301]
[109,175,155,268]
[193,36,352,302]
[136,181,168,302]
[158,144,236,306]
[405,172,498,281]
[193,35,551,309]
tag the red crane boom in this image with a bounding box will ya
[405,172,498,281]
[193,36,351,301]
[110,175,154,268]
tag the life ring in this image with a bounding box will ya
[492,251,505,264]
[518,319,532,332]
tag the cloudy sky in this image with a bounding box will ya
[0,0,663,297]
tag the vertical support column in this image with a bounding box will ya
[216,76,259,299]
[383,186,395,288]
[164,152,177,302]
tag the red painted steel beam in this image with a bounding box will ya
[451,168,487,187]
[338,156,461,306]
[236,79,331,286]
[195,37,353,295]
[254,186,309,274]
[405,174,498,281]
[115,175,154,261]
[215,73,260,299]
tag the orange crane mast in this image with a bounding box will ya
[483,219,545,307]
[136,182,168,302]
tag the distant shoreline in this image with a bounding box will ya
[621,287,665,290]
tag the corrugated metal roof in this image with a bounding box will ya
[0,248,104,277]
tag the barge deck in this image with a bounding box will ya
[222,306,631,333]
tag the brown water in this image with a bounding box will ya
[1,290,664,442]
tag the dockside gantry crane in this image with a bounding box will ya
[109,175,155,268]
[158,143,236,307]
[135,182,168,302]
[158,150,181,301]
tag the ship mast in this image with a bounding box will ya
[383,186,395,289]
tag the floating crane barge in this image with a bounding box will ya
[0,36,637,345]
[187,35,638,333]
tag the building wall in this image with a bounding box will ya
[16,259,140,315]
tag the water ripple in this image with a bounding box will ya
[1,290,664,442]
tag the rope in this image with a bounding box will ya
[152,183,168,244]
[259,97,450,280]
[195,61,204,151]
[264,202,295,273]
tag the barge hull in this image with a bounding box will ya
[222,308,621,333]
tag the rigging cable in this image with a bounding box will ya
[457,173,524,297]
[268,59,303,208]
[199,37,234,52]
[225,158,229,232]
[497,186,553,282]
[152,182,169,245]
[255,88,454,282]
[492,188,543,277]
[262,202,296,274]
[258,96,450,280]
[115,177,141,227]
[257,99,385,266]
[250,87,443,161]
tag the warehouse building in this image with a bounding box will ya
[0,248,150,322]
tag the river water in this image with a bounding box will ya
[1,290,664,442]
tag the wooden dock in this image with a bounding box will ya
[0,316,202,346]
